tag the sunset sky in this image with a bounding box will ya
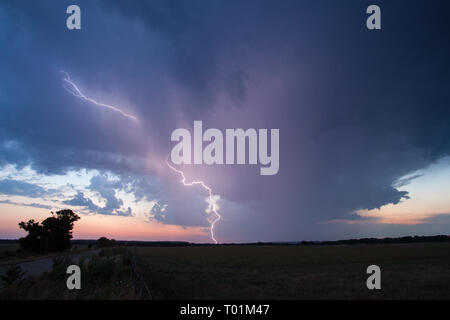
[1,0,449,243]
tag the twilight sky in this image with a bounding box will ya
[1,0,450,243]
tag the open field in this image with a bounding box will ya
[1,242,449,299]
[0,244,20,259]
[135,243,450,299]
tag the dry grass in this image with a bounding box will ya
[135,243,450,299]
[0,247,137,300]
[1,243,448,299]
[0,243,90,266]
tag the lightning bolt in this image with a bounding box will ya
[60,71,222,243]
[61,71,138,122]
[166,159,222,244]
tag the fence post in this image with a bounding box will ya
[129,245,152,300]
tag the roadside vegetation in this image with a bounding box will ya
[0,247,137,299]
[0,243,90,267]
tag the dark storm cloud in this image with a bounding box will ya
[0,199,52,210]
[63,191,98,210]
[63,190,132,216]
[224,67,249,105]
[0,179,49,198]
[63,174,134,216]
[1,0,450,241]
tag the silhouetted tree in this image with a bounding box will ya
[18,209,80,253]
[17,219,47,253]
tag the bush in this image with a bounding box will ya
[85,255,116,285]
[122,249,133,266]
[96,237,116,248]
[49,255,74,280]
[0,264,26,285]
[0,249,136,299]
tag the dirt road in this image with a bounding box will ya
[0,250,99,277]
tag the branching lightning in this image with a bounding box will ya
[60,71,222,243]
[61,71,138,122]
[166,159,222,244]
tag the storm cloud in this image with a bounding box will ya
[1,0,450,241]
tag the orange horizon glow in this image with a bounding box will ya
[0,202,210,242]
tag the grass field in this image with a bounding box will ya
[1,242,449,299]
[134,243,450,299]
[0,244,20,257]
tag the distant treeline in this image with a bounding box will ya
[0,238,191,247]
[298,235,450,246]
[1,234,449,247]
[72,239,192,247]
